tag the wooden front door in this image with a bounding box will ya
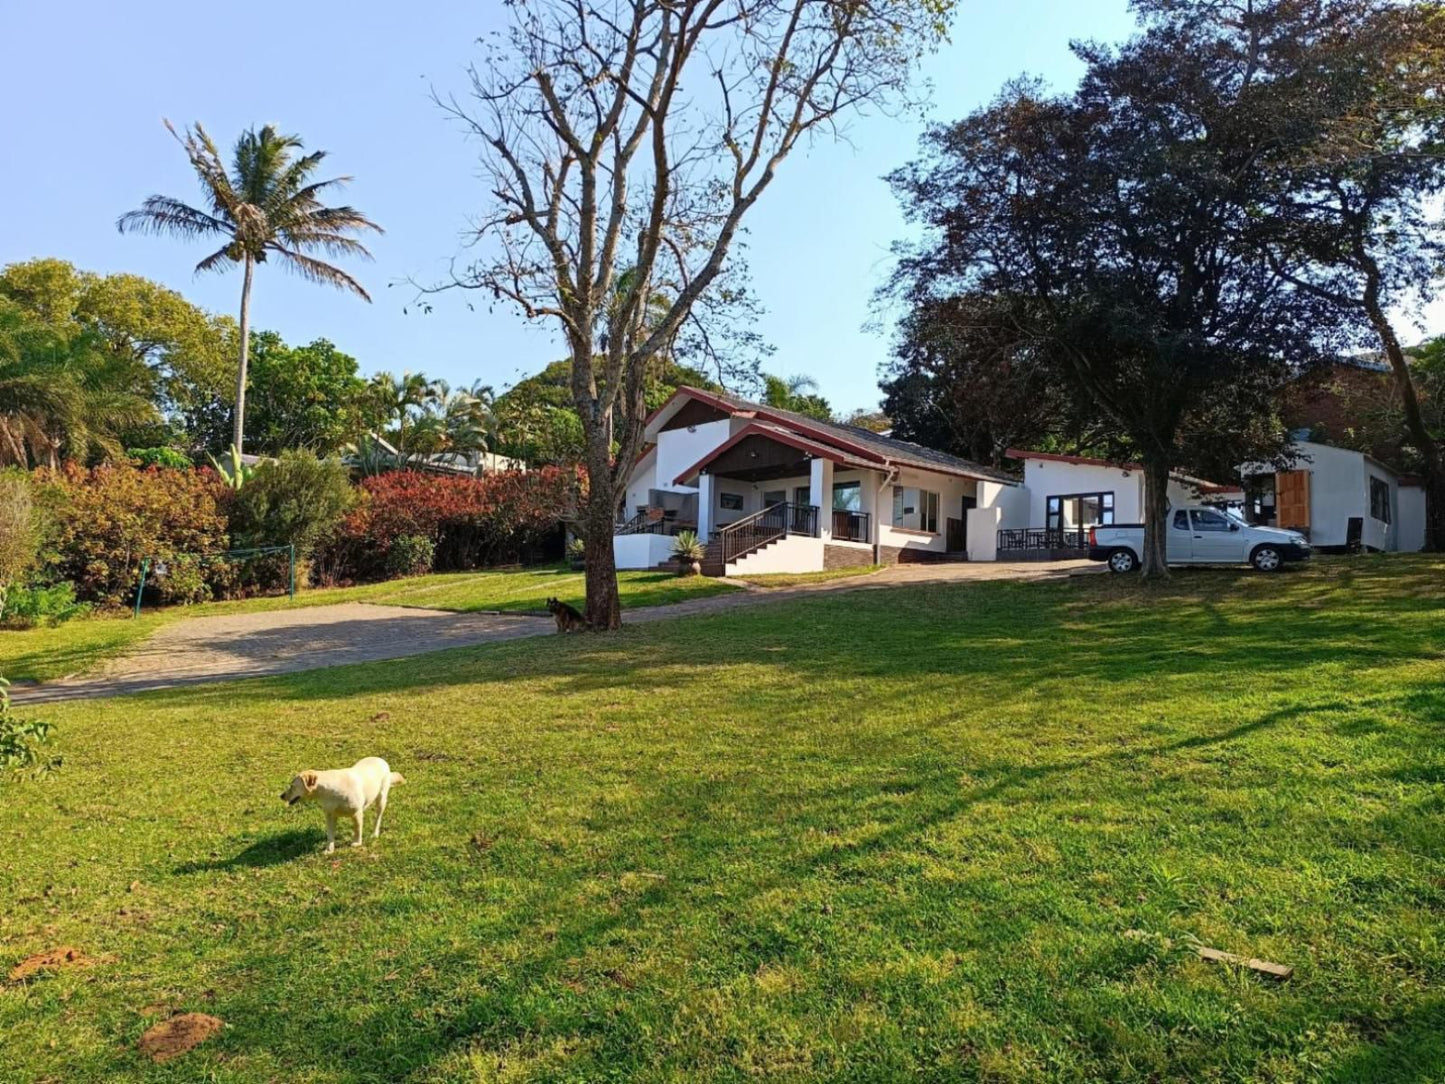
[946,517,965,552]
[1276,470,1311,531]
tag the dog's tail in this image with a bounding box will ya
[390,771,406,786]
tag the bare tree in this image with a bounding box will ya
[433,0,953,628]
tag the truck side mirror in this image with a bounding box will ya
[1229,523,1239,532]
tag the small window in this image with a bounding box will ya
[1370,477,1391,523]
[1173,510,1190,530]
[720,492,744,512]
[833,481,861,512]
[892,486,939,533]
[1191,509,1232,532]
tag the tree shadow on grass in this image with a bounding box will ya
[173,827,325,873]
[207,699,1329,1080]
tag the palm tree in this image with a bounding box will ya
[117,121,382,454]
[367,371,431,461]
[0,301,156,468]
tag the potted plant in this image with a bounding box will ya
[671,530,705,576]
[566,536,586,570]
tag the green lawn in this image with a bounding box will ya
[0,566,739,683]
[738,564,884,589]
[3,556,1444,1082]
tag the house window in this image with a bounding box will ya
[720,492,744,512]
[833,481,861,512]
[1045,492,1115,533]
[1370,477,1391,523]
[892,486,939,533]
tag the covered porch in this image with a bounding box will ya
[672,424,881,573]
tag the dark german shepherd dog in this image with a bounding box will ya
[546,597,589,633]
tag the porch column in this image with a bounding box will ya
[697,472,715,541]
[859,469,878,545]
[809,456,833,540]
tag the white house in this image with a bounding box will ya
[615,390,1427,575]
[966,450,1236,562]
[614,387,1018,576]
[1240,440,1426,552]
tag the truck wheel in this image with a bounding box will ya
[1251,545,1282,572]
[1107,549,1138,573]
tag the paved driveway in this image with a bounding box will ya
[13,560,1096,703]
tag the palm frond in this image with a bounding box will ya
[267,245,372,301]
[194,243,240,275]
[234,125,305,204]
[169,120,243,221]
[117,195,233,240]
[272,230,376,261]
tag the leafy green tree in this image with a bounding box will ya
[244,332,370,455]
[118,121,382,454]
[0,299,156,468]
[0,258,232,453]
[761,373,832,422]
[885,17,1339,575]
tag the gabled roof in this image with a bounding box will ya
[671,422,878,485]
[648,386,1018,485]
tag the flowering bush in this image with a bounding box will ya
[322,468,574,580]
[40,463,230,608]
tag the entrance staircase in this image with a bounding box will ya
[703,501,819,577]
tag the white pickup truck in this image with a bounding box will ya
[1088,506,1312,573]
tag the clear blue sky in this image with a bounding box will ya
[4,1,1176,414]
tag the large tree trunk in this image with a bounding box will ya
[581,481,622,630]
[1361,285,1444,551]
[1140,453,1172,579]
[233,255,254,455]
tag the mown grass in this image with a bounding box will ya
[0,567,738,683]
[739,564,884,589]
[2,555,1443,1082]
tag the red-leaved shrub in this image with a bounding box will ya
[40,463,231,608]
[318,468,575,582]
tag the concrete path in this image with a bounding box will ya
[13,561,1095,704]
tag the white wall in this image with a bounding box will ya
[1292,443,1367,548]
[874,468,978,555]
[613,533,674,570]
[710,471,814,526]
[1021,460,1145,526]
[1398,484,1427,553]
[969,481,1031,561]
[654,417,733,490]
[726,534,824,575]
[623,458,659,515]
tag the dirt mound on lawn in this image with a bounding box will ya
[138,1013,224,1062]
[7,946,92,982]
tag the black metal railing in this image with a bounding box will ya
[615,511,696,537]
[997,527,1090,552]
[832,510,871,543]
[717,502,819,564]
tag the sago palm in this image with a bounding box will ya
[117,121,382,454]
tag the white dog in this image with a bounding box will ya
[280,757,405,853]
